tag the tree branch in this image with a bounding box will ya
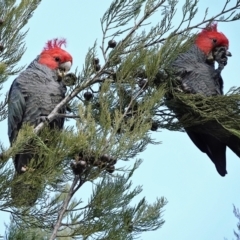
[56,114,80,119]
[49,176,79,240]
[33,1,166,135]
[124,1,240,53]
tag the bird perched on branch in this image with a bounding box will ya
[170,23,239,176]
[8,38,73,204]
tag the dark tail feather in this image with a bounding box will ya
[186,130,227,177]
[11,153,41,207]
[11,174,43,207]
[225,134,240,159]
[14,153,32,173]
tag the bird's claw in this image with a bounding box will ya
[57,69,66,79]
[37,116,49,124]
[20,165,35,173]
[212,46,231,67]
[21,166,27,172]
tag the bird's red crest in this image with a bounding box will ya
[39,38,72,70]
[43,38,67,50]
[195,23,229,55]
[202,22,218,33]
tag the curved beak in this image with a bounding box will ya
[57,61,72,78]
[59,61,72,72]
[226,50,232,57]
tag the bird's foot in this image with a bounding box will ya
[213,46,231,67]
[21,165,35,173]
[36,116,49,124]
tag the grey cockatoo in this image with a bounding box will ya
[170,24,240,177]
[8,38,72,205]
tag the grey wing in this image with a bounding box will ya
[173,56,222,96]
[8,80,26,144]
[178,63,221,96]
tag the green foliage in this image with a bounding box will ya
[1,0,240,239]
[5,217,50,240]
[233,205,240,240]
[0,0,42,81]
[0,0,41,121]
[5,161,167,240]
[160,85,240,137]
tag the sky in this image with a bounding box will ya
[1,0,240,239]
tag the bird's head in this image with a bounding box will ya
[38,38,73,76]
[195,23,231,63]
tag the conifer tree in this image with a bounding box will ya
[0,0,42,210]
[1,0,240,239]
[233,205,240,240]
[224,205,240,240]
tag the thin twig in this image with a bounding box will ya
[147,2,240,46]
[123,1,240,53]
[49,176,79,240]
[33,1,166,135]
[56,114,80,119]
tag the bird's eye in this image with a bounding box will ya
[212,38,217,43]
[55,57,60,62]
